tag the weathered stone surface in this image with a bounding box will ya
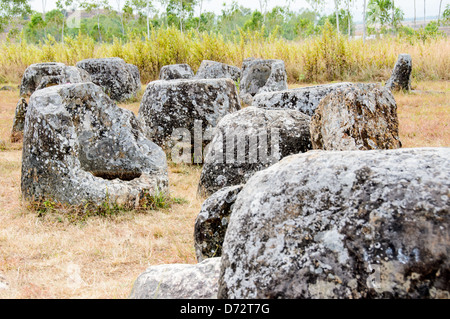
[198,106,311,196]
[130,257,221,299]
[194,60,241,83]
[159,64,194,80]
[386,54,412,91]
[76,58,140,102]
[194,185,244,262]
[138,78,241,149]
[10,98,28,143]
[253,82,353,116]
[218,148,450,299]
[21,82,168,206]
[310,83,402,151]
[239,59,288,105]
[127,63,141,90]
[0,273,9,290]
[20,62,91,97]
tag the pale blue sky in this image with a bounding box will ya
[30,0,450,21]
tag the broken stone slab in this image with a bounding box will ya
[138,78,241,150]
[239,59,288,105]
[386,54,412,91]
[129,257,221,299]
[310,83,402,151]
[218,148,450,299]
[159,64,194,80]
[10,98,28,143]
[198,106,311,197]
[19,62,91,97]
[21,82,168,207]
[194,60,241,83]
[253,82,353,116]
[76,57,140,102]
[194,185,244,262]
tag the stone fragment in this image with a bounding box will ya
[159,64,194,80]
[310,83,402,151]
[130,258,221,299]
[386,54,412,91]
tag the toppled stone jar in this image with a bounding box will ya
[21,82,168,207]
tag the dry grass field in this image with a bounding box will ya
[0,81,448,299]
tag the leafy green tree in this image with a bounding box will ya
[441,4,450,25]
[79,0,111,42]
[366,0,403,34]
[0,0,31,32]
[25,11,46,42]
[243,10,263,31]
[305,0,324,25]
[56,0,74,43]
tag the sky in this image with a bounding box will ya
[30,0,450,22]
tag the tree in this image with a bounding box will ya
[367,0,403,34]
[362,0,367,42]
[423,0,426,25]
[79,0,111,42]
[305,0,324,25]
[0,0,31,33]
[334,0,341,35]
[343,0,354,36]
[130,0,154,39]
[56,0,74,43]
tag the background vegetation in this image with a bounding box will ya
[0,0,449,85]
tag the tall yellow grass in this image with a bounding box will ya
[0,26,449,85]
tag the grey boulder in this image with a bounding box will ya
[20,62,91,97]
[138,78,241,149]
[218,148,450,299]
[194,60,241,83]
[194,185,243,262]
[386,54,412,91]
[130,257,221,299]
[253,82,353,116]
[10,98,28,142]
[310,83,402,151]
[21,82,168,207]
[76,57,141,102]
[239,58,288,105]
[159,63,194,80]
[198,106,311,197]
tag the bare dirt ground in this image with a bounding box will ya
[0,81,448,298]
